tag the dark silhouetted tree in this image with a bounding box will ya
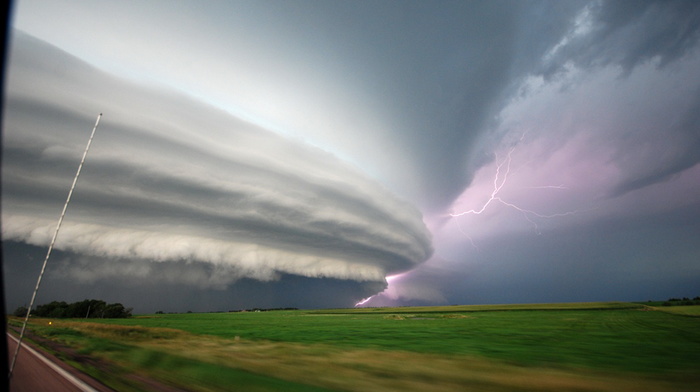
[31,299,131,318]
[12,306,28,317]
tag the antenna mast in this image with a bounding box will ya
[9,113,103,379]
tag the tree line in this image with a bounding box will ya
[13,299,132,319]
[662,297,700,306]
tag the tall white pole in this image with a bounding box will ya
[9,113,102,379]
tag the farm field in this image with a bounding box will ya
[653,305,700,316]
[8,302,700,391]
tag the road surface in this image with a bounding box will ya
[7,333,104,392]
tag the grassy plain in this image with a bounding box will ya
[652,305,700,316]
[9,302,700,391]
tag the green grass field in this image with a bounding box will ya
[9,302,700,391]
[652,305,700,316]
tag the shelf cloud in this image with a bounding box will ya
[2,32,432,290]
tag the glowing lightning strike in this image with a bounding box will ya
[355,274,401,307]
[357,139,584,308]
[451,146,517,218]
[355,296,373,307]
[450,144,582,236]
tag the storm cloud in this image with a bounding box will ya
[2,32,432,293]
[4,1,700,312]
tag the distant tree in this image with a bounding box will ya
[31,299,131,318]
[66,301,86,318]
[103,303,132,318]
[12,306,28,317]
[34,301,69,318]
[86,300,108,318]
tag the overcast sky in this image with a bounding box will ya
[3,0,700,313]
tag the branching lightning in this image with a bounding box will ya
[356,139,585,308]
[451,146,517,218]
[450,143,582,236]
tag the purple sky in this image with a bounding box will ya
[3,1,700,312]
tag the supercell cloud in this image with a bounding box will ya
[2,33,432,292]
[4,1,700,311]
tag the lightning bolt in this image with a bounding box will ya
[355,274,401,307]
[354,296,373,307]
[451,146,517,218]
[450,144,582,236]
[453,217,480,251]
[355,138,585,308]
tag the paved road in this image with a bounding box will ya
[7,334,101,392]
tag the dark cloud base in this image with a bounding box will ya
[435,206,700,306]
[3,241,386,313]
